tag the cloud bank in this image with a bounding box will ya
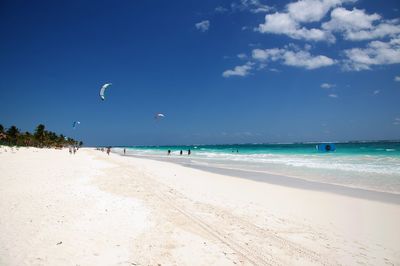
[222,0,400,76]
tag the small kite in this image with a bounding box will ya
[72,121,81,129]
[154,113,165,120]
[99,83,112,101]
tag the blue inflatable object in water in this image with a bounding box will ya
[316,143,336,152]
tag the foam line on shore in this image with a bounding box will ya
[118,152,400,205]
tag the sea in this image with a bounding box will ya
[113,141,400,195]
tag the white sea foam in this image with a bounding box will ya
[191,152,400,175]
[117,147,400,194]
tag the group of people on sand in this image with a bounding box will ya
[68,146,78,155]
[167,149,191,156]
[96,147,111,155]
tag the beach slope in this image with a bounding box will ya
[0,147,399,265]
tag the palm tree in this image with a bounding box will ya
[45,131,58,147]
[0,124,5,144]
[6,125,20,146]
[23,132,33,146]
[0,123,81,148]
[34,124,45,147]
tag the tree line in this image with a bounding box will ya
[0,124,82,148]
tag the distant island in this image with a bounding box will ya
[0,124,81,148]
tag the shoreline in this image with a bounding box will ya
[108,150,400,265]
[116,152,400,205]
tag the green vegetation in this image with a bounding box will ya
[0,123,82,148]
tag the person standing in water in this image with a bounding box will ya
[180,150,183,155]
[124,148,126,155]
[188,149,191,155]
[168,150,171,155]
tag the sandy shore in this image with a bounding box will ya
[0,147,399,265]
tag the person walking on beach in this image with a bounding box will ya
[168,150,171,155]
[124,148,126,155]
[69,146,72,155]
[107,147,111,155]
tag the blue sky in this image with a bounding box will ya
[0,0,399,146]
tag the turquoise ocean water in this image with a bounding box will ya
[114,142,400,194]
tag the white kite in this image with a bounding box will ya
[154,113,165,119]
[99,83,112,101]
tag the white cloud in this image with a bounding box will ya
[258,12,296,33]
[345,21,400,41]
[284,50,336,69]
[195,20,210,32]
[343,36,400,71]
[373,90,380,95]
[323,7,380,32]
[322,8,400,41]
[393,117,400,125]
[257,63,267,70]
[257,0,356,42]
[215,6,229,13]
[256,0,400,44]
[252,46,336,69]
[328,93,338,98]
[222,62,254,77]
[287,0,355,23]
[248,43,261,47]
[321,83,336,89]
[258,12,335,42]
[252,48,285,61]
[221,1,400,76]
[237,53,248,59]
[394,76,400,82]
[231,0,272,13]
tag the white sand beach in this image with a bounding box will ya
[1,147,399,265]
